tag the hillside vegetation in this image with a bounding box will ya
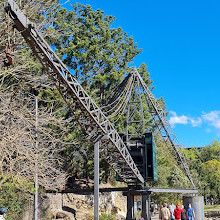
[184,140,220,204]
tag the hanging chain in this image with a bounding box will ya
[3,10,13,67]
[7,10,10,43]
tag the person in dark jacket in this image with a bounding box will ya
[181,205,187,220]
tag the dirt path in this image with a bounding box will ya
[151,213,160,219]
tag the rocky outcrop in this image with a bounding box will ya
[21,190,127,219]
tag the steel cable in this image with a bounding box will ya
[101,76,133,112]
[108,76,135,121]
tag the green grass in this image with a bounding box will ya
[204,205,220,212]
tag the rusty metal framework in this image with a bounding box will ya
[5,0,144,185]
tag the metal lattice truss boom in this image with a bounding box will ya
[5,0,144,185]
[131,68,196,188]
[126,74,145,142]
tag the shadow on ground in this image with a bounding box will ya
[62,206,76,218]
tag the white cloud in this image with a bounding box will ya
[169,111,202,128]
[168,110,220,136]
[169,111,189,127]
[202,111,220,129]
[190,118,202,127]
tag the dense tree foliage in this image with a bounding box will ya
[46,3,150,104]
[0,175,34,220]
[149,140,191,204]
[184,140,220,203]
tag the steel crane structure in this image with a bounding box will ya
[4,0,195,189]
[103,69,196,188]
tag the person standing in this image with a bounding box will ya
[181,205,187,220]
[159,203,170,220]
[186,204,195,220]
[171,203,176,212]
[173,204,183,220]
[0,208,7,220]
[150,203,155,216]
[168,205,175,220]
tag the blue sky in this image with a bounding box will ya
[61,0,220,147]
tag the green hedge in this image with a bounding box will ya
[0,174,34,220]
